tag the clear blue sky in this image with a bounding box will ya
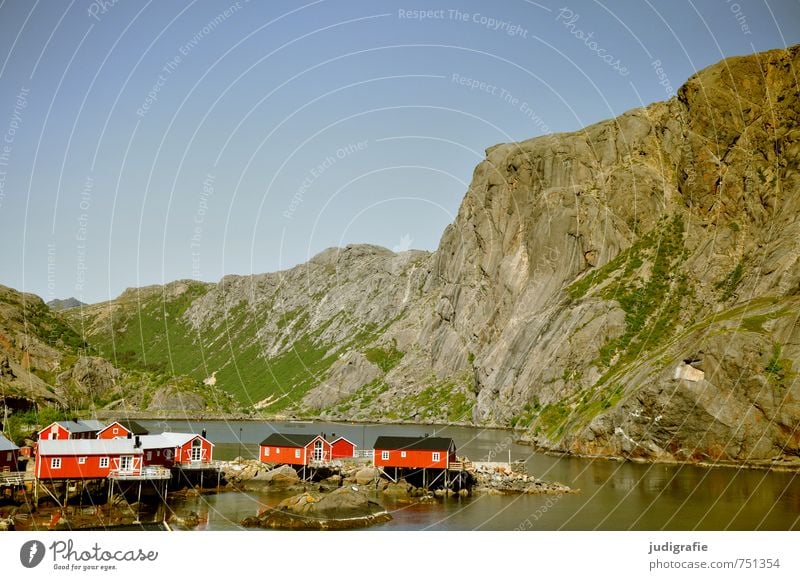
[0,0,798,303]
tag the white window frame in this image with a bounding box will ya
[294,449,301,459]
[432,452,440,462]
[112,427,119,435]
[78,456,87,465]
[381,451,390,460]
[276,448,280,454]
[51,458,61,469]
[264,447,270,457]
[400,451,407,458]
[99,457,109,468]
[6,451,12,462]
[146,451,152,461]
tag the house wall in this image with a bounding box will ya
[174,437,213,465]
[0,450,18,471]
[38,424,70,441]
[36,453,142,479]
[331,439,355,459]
[97,424,130,440]
[374,448,450,469]
[260,444,306,465]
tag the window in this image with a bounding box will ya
[51,458,61,469]
[78,457,86,465]
[264,447,270,457]
[99,457,109,468]
[146,451,152,461]
[6,451,11,462]
[432,452,440,462]
[294,449,301,459]
[276,448,280,454]
[112,427,119,435]
[381,451,390,460]
[400,451,407,458]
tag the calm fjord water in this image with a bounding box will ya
[143,420,800,531]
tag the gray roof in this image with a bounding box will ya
[77,419,106,431]
[38,439,143,456]
[55,420,97,434]
[0,434,19,452]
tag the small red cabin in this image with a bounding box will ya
[330,436,357,459]
[35,439,143,479]
[259,433,332,466]
[137,432,213,467]
[160,433,213,467]
[373,436,456,470]
[97,420,149,440]
[37,420,98,441]
[0,434,19,472]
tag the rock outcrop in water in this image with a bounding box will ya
[241,488,391,530]
[14,45,800,466]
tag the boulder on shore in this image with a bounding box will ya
[250,465,300,487]
[241,488,391,530]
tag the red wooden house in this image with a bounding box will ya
[373,436,456,470]
[0,434,19,472]
[259,433,332,465]
[330,436,357,459]
[35,439,143,479]
[153,432,214,467]
[97,420,149,440]
[37,420,98,441]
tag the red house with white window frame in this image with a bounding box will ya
[373,436,456,469]
[0,434,19,472]
[35,439,144,479]
[157,432,213,467]
[330,436,357,459]
[97,420,149,440]
[136,433,213,467]
[259,433,332,466]
[37,420,98,441]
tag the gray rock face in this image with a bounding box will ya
[147,387,205,412]
[56,356,122,405]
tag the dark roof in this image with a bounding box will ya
[373,436,455,451]
[260,433,322,447]
[116,420,149,435]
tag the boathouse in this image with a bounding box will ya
[37,420,101,441]
[259,433,332,465]
[0,434,19,472]
[35,438,144,479]
[156,432,214,467]
[330,436,357,459]
[97,420,148,440]
[373,436,456,469]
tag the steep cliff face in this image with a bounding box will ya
[66,45,800,464]
[420,45,800,462]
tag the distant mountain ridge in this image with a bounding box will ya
[47,297,86,311]
[5,45,800,465]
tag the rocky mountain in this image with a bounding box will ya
[46,297,86,311]
[61,45,800,464]
[0,284,230,424]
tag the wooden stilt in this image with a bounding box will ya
[134,481,142,523]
